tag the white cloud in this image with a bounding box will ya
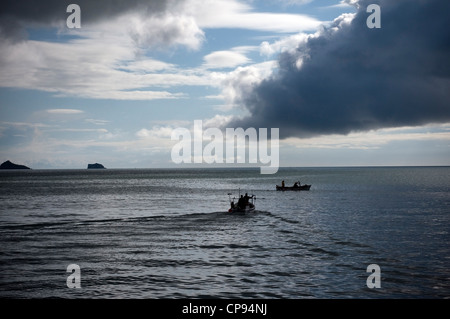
[282,124,450,150]
[0,9,211,100]
[0,0,325,102]
[47,128,109,133]
[0,121,53,130]
[260,33,310,57]
[203,114,234,129]
[0,35,207,100]
[120,59,176,73]
[322,0,356,9]
[81,90,187,101]
[203,50,251,69]
[85,119,110,126]
[186,0,322,33]
[258,13,356,59]
[136,126,174,139]
[273,0,313,6]
[46,109,84,114]
[217,60,278,110]
[126,12,205,50]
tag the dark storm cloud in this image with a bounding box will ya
[0,0,174,40]
[228,0,450,139]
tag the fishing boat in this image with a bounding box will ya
[276,184,311,191]
[228,191,256,213]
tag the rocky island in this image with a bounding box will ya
[87,163,106,169]
[0,160,31,170]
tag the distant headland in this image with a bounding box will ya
[87,163,106,169]
[0,160,31,170]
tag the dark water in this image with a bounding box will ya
[0,167,449,298]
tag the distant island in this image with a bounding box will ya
[0,160,31,170]
[87,163,106,169]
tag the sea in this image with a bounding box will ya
[0,166,449,299]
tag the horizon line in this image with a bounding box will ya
[2,164,449,171]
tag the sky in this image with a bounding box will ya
[0,0,449,169]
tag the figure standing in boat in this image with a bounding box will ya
[228,192,256,213]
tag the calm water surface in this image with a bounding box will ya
[0,167,449,298]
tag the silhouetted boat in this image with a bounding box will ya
[227,191,256,213]
[276,184,311,191]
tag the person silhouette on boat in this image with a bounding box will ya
[293,182,299,188]
[281,180,285,188]
[237,195,245,209]
[244,193,255,209]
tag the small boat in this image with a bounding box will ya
[276,184,311,191]
[228,192,256,213]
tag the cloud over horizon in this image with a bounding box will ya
[226,0,450,139]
